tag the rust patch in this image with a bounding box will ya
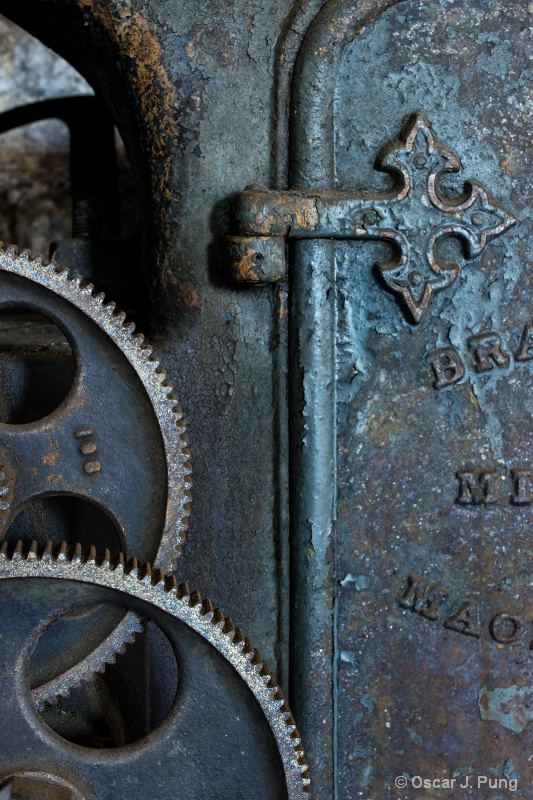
[176,282,199,309]
[42,440,60,467]
[230,245,262,282]
[77,1,178,204]
[240,192,319,236]
[45,473,64,484]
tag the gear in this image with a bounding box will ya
[0,244,191,707]
[0,540,310,799]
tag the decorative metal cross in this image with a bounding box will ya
[228,112,516,324]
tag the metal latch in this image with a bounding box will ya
[227,112,515,324]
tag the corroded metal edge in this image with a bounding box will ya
[0,243,192,571]
[0,540,311,798]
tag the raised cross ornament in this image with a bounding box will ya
[228,112,517,324]
[361,113,516,322]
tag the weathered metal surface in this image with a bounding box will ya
[287,0,533,797]
[0,542,309,798]
[1,1,528,797]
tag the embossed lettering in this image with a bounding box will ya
[398,574,448,621]
[456,469,497,505]
[400,576,533,651]
[427,323,533,388]
[515,322,533,361]
[444,602,480,638]
[426,347,465,389]
[489,613,521,644]
[468,331,510,373]
[511,468,533,505]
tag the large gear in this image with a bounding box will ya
[0,244,191,708]
[0,540,310,799]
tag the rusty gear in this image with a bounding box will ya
[0,244,191,707]
[0,540,310,799]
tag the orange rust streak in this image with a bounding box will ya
[78,2,178,202]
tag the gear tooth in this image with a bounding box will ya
[177,581,190,599]
[70,274,83,288]
[211,607,224,626]
[86,545,97,564]
[27,540,39,560]
[82,282,95,296]
[233,626,245,645]
[42,540,53,561]
[125,556,138,575]
[133,332,145,344]
[115,311,127,323]
[6,244,18,257]
[201,598,214,616]
[99,548,111,569]
[222,616,235,635]
[189,589,202,607]
[72,543,83,564]
[56,541,68,562]
[12,540,23,561]
[140,343,153,356]
[242,637,255,657]
[125,321,136,333]
[113,552,125,572]
[164,574,177,593]
[140,562,152,583]
[259,661,271,678]
[104,301,116,314]
[131,620,144,639]
[151,567,165,586]
[0,541,8,560]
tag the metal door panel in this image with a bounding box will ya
[290,1,530,796]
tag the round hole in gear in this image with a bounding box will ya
[31,609,179,749]
[0,307,75,424]
[5,494,124,557]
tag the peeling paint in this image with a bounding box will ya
[479,685,533,734]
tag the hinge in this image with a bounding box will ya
[226,112,515,325]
